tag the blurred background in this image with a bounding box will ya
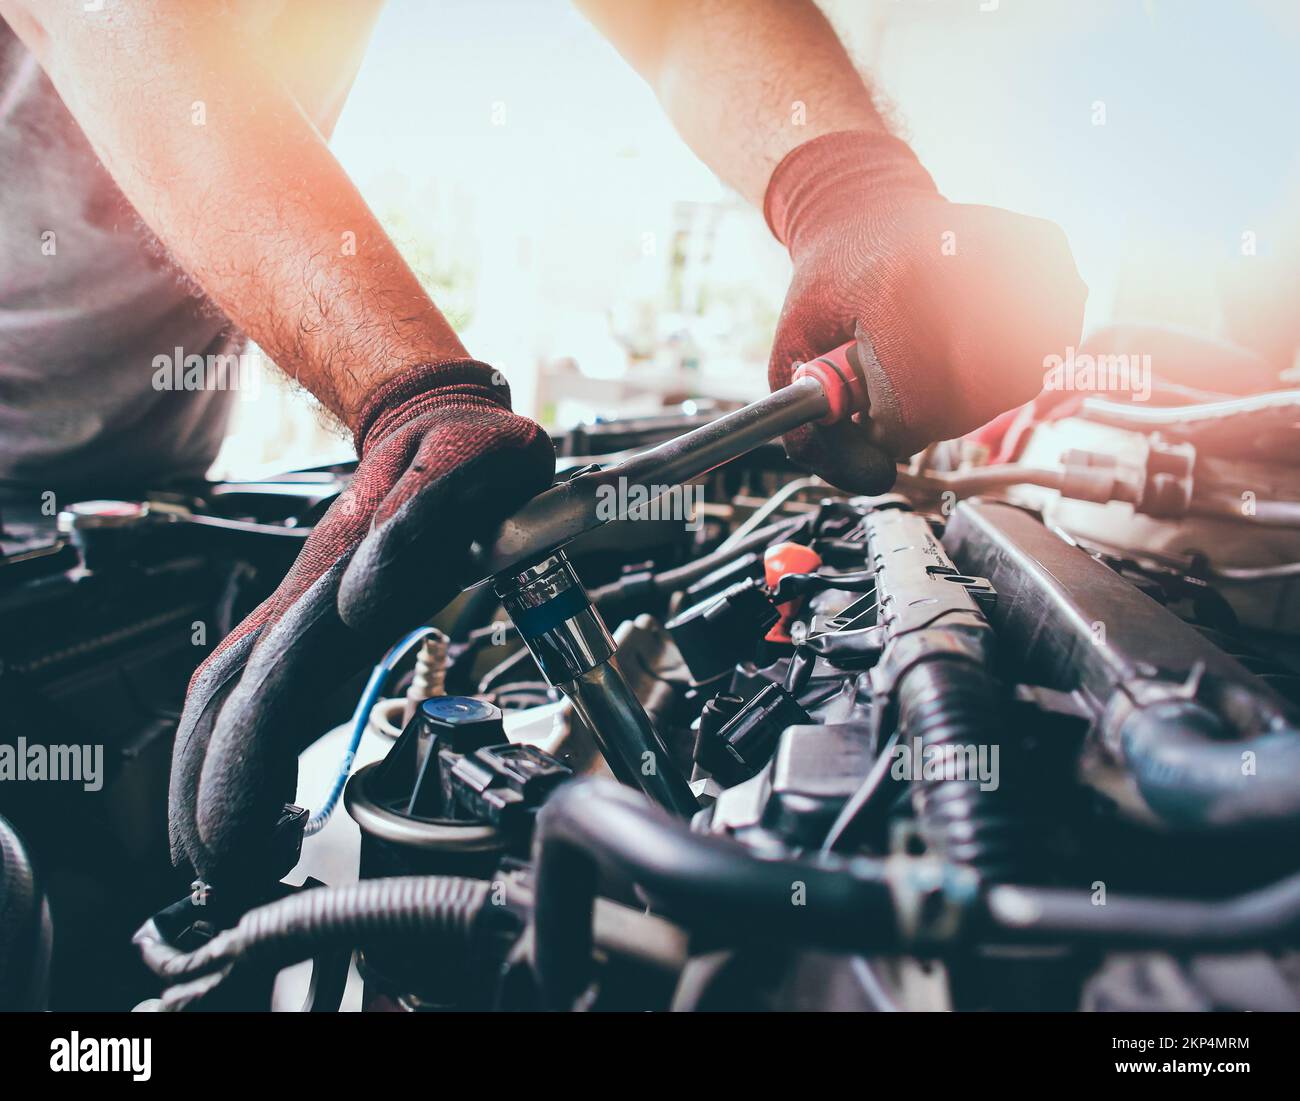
[213,0,1300,478]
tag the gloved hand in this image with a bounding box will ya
[169,360,554,885]
[767,130,1088,492]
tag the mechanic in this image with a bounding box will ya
[0,0,1085,880]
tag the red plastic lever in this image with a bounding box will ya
[791,340,869,426]
[763,541,823,644]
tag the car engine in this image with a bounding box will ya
[4,378,1300,1014]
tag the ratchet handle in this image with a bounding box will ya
[472,351,868,583]
[793,340,870,426]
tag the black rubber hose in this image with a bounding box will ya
[895,656,1022,881]
[530,778,897,1009]
[135,876,492,1010]
[1116,699,1300,831]
[985,871,1300,948]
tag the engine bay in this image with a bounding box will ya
[4,394,1300,1014]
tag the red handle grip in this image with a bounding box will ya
[791,340,870,426]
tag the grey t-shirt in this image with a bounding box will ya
[0,23,236,496]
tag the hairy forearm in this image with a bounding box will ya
[577,0,888,208]
[3,1,464,429]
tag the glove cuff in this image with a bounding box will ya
[353,359,511,458]
[764,130,940,253]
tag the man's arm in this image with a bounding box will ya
[1,1,558,881]
[579,0,1086,494]
[576,0,888,207]
[0,0,464,429]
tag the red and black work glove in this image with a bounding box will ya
[169,360,555,885]
[767,130,1088,492]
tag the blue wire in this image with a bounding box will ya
[304,626,436,836]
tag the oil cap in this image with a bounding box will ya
[419,696,506,754]
[763,541,823,644]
